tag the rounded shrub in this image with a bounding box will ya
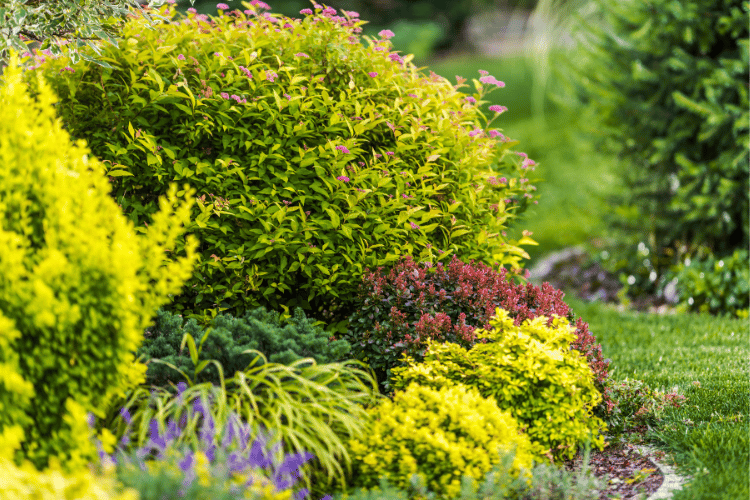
[390,308,607,462]
[565,0,749,304]
[343,383,534,499]
[0,53,197,474]
[136,306,353,389]
[28,1,538,328]
[342,255,610,404]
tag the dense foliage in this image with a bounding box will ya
[136,306,352,388]
[28,1,538,330]
[0,54,197,474]
[390,308,607,462]
[673,248,750,318]
[342,255,610,405]
[566,0,749,310]
[342,383,534,499]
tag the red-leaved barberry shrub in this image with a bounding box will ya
[341,255,612,411]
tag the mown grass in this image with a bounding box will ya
[565,296,750,500]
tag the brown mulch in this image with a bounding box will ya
[563,439,665,499]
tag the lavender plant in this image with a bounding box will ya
[88,382,328,500]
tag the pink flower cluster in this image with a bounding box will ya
[479,75,505,87]
[336,175,350,182]
[488,105,507,114]
[335,145,350,154]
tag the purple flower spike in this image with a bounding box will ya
[87,412,95,429]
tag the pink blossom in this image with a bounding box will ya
[489,105,507,114]
[166,0,176,3]
[487,129,502,138]
[468,128,482,137]
[410,222,420,230]
[388,53,403,64]
[343,10,360,17]
[238,66,252,77]
[379,29,395,39]
[188,7,197,13]
[251,0,270,9]
[479,69,489,76]
[465,96,476,104]
[300,8,313,14]
[220,92,229,99]
[336,176,350,182]
[61,66,75,73]
[217,3,229,9]
[386,151,395,156]
[177,54,185,60]
[336,145,350,154]
[479,75,505,87]
[368,72,378,77]
[322,6,337,16]
[266,70,278,82]
[499,177,507,184]
[295,52,309,58]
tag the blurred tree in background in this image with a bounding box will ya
[178,0,540,58]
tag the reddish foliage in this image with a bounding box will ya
[345,255,611,408]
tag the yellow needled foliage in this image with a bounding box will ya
[0,52,198,475]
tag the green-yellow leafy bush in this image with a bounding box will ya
[391,308,606,461]
[0,53,198,474]
[0,455,139,500]
[29,1,538,328]
[342,383,534,499]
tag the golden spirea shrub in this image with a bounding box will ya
[0,53,197,474]
[345,383,534,499]
[391,308,607,461]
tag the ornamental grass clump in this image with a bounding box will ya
[28,1,539,329]
[342,255,610,405]
[390,308,607,462]
[90,355,381,498]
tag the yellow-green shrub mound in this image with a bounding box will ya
[344,383,533,499]
[0,456,138,500]
[0,53,197,474]
[391,308,607,461]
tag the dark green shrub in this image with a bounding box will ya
[565,0,749,303]
[673,248,750,318]
[29,2,538,329]
[136,306,353,388]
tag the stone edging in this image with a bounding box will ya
[633,445,691,500]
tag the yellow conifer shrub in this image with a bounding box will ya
[0,53,198,474]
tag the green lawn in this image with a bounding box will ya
[565,297,750,500]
